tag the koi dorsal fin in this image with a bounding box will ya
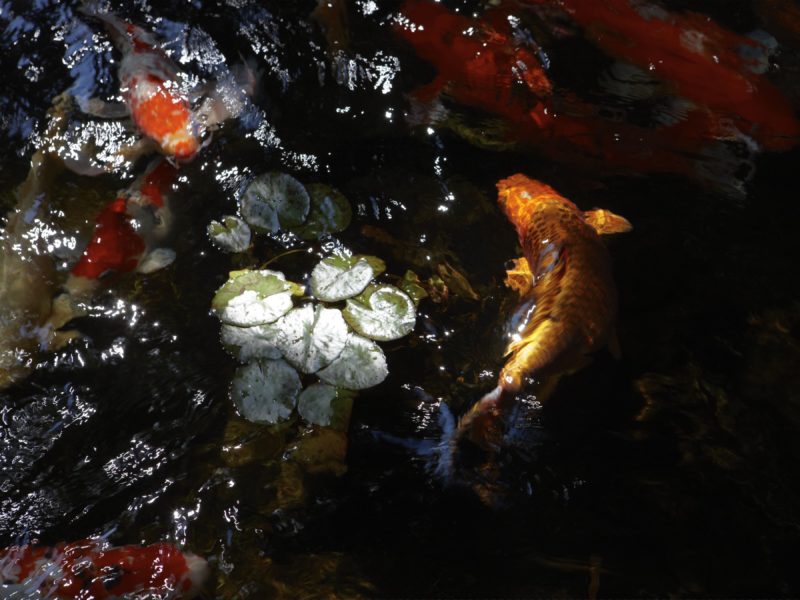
[583,209,633,235]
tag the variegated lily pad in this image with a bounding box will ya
[310,255,385,302]
[297,382,338,426]
[240,172,310,233]
[343,284,416,341]
[294,184,352,240]
[208,215,251,253]
[231,359,301,424]
[317,334,388,390]
[276,305,348,373]
[220,323,282,362]
[212,270,299,327]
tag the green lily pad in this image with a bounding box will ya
[231,359,302,424]
[400,269,428,306]
[310,254,385,302]
[297,382,337,426]
[343,284,416,341]
[317,334,388,390]
[208,215,251,253]
[220,323,282,362]
[276,305,349,373]
[240,172,310,233]
[212,270,296,327]
[293,184,352,240]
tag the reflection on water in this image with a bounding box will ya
[1,0,800,597]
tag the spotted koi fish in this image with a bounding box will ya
[78,7,255,165]
[0,540,207,599]
[70,158,177,283]
[459,174,630,441]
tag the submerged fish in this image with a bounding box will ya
[49,158,178,331]
[0,540,207,599]
[77,7,255,164]
[459,174,630,441]
[393,0,775,194]
[522,0,800,151]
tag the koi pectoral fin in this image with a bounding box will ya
[583,209,632,235]
[505,256,533,295]
[76,96,130,119]
[137,248,176,274]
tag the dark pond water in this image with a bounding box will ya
[2,0,800,597]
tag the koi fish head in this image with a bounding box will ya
[496,174,580,236]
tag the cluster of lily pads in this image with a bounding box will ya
[207,172,352,252]
[212,254,420,427]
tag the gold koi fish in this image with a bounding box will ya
[460,174,631,441]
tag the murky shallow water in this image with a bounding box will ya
[2,0,800,597]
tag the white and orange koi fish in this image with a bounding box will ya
[78,6,255,164]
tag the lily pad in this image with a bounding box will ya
[220,323,282,362]
[400,269,428,306]
[297,383,337,426]
[317,334,388,390]
[293,184,352,240]
[343,284,416,341]
[212,270,296,327]
[240,172,310,233]
[310,255,385,302]
[208,215,251,253]
[276,305,349,373]
[230,359,302,424]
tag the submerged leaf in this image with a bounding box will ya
[231,359,302,424]
[297,383,337,426]
[317,334,388,390]
[220,323,282,362]
[208,215,251,253]
[276,305,349,373]
[400,270,428,307]
[212,270,296,327]
[343,284,416,341]
[294,183,352,240]
[240,172,310,233]
[310,255,375,302]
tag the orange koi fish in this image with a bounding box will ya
[517,0,800,150]
[85,11,202,161]
[0,540,207,598]
[78,9,255,165]
[460,174,630,439]
[394,1,743,188]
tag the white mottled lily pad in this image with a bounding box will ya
[208,215,251,253]
[240,172,310,233]
[343,284,416,341]
[317,334,388,390]
[310,255,385,302]
[212,270,300,327]
[230,359,301,424]
[297,382,338,426]
[276,305,348,374]
[220,323,282,362]
[294,184,352,240]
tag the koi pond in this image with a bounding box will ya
[2,0,800,597]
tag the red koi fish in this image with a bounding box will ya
[517,0,800,150]
[394,1,743,188]
[459,174,630,443]
[70,159,177,283]
[0,540,207,599]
